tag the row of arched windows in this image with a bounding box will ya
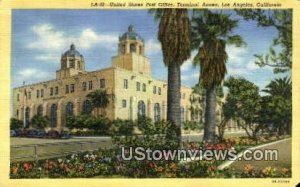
[30,100,92,128]
[26,101,165,128]
[138,101,161,123]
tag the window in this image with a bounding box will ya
[25,107,30,128]
[17,94,20,101]
[55,86,58,95]
[121,44,126,54]
[16,110,19,118]
[65,85,69,94]
[136,82,140,91]
[100,79,105,88]
[82,82,87,91]
[153,86,157,94]
[70,84,75,93]
[37,105,43,116]
[28,92,31,99]
[142,83,146,92]
[180,107,185,123]
[50,87,53,96]
[158,87,161,95]
[122,99,127,108]
[130,43,136,53]
[70,60,75,68]
[154,103,161,122]
[138,100,146,116]
[124,79,128,89]
[41,89,44,98]
[50,104,57,128]
[66,102,74,116]
[88,81,93,90]
[82,100,92,115]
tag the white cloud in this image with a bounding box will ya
[145,39,161,55]
[181,51,197,72]
[246,62,260,70]
[227,67,249,76]
[182,72,199,81]
[27,23,118,63]
[15,68,53,84]
[226,45,247,64]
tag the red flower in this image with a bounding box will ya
[214,143,225,150]
[64,166,71,173]
[148,162,156,169]
[226,143,232,149]
[207,166,217,172]
[23,163,33,172]
[205,143,213,150]
[45,170,49,175]
[78,165,84,172]
[45,161,54,170]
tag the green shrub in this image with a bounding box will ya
[31,115,49,129]
[10,118,23,130]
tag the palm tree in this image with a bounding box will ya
[87,90,110,117]
[191,10,245,143]
[150,9,191,146]
[262,76,291,99]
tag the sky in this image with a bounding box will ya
[11,9,284,93]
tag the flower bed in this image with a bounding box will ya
[10,135,290,178]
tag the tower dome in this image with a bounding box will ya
[63,44,83,57]
[57,44,85,79]
[120,25,143,41]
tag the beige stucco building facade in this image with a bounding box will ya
[13,25,205,130]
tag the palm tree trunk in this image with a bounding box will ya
[203,85,216,143]
[167,62,182,147]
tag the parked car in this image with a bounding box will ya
[14,129,23,137]
[27,129,39,138]
[60,131,71,139]
[47,130,60,139]
[10,130,17,137]
[35,130,46,138]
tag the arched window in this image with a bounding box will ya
[37,105,43,116]
[25,107,30,128]
[50,104,57,128]
[82,100,92,115]
[130,43,136,53]
[180,107,185,123]
[154,103,161,122]
[138,100,146,116]
[66,102,74,117]
[121,44,126,54]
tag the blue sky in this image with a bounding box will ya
[12,9,284,92]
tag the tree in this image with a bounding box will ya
[10,118,23,130]
[223,77,262,140]
[150,9,191,147]
[30,115,49,129]
[260,77,292,135]
[259,95,291,135]
[87,90,110,117]
[262,76,291,99]
[236,9,292,73]
[191,10,245,143]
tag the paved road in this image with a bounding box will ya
[10,131,246,161]
[229,138,291,171]
[11,131,246,146]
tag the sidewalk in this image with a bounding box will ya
[228,138,291,171]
